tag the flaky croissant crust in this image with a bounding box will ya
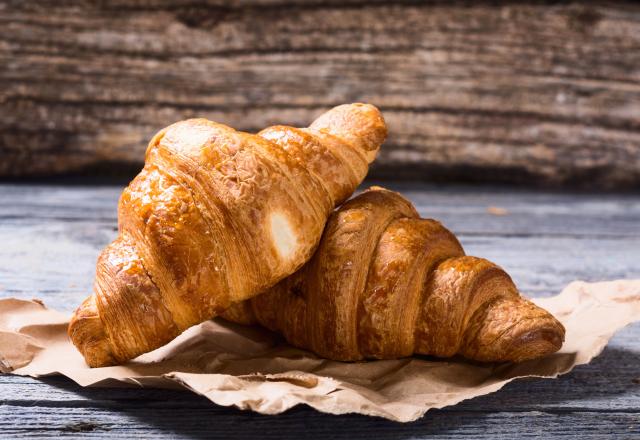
[69,104,387,367]
[223,187,566,363]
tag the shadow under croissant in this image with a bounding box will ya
[31,340,640,438]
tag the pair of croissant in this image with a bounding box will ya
[69,104,565,367]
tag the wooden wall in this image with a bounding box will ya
[1,1,639,187]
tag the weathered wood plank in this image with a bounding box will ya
[0,182,638,437]
[1,182,638,311]
[2,182,639,235]
[3,223,637,310]
[0,407,638,439]
[2,2,640,186]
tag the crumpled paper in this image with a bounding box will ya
[1,279,639,422]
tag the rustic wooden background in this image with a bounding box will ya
[1,1,640,188]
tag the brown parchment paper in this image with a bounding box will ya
[1,279,639,422]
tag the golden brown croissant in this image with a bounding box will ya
[223,187,566,363]
[69,103,386,367]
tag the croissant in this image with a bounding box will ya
[223,187,566,363]
[69,103,386,367]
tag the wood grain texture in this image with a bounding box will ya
[0,182,639,437]
[1,408,639,439]
[2,2,640,187]
[1,182,639,311]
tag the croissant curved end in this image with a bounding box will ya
[68,296,118,368]
[500,323,566,363]
[310,103,386,163]
[468,315,566,363]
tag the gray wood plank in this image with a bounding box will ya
[2,222,637,310]
[1,183,638,310]
[0,407,638,439]
[0,182,638,437]
[2,182,639,235]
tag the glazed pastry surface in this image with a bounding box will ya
[223,187,566,363]
[69,104,386,367]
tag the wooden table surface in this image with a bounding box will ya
[0,181,639,438]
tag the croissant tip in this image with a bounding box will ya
[503,324,566,363]
[309,103,386,163]
[68,297,119,368]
